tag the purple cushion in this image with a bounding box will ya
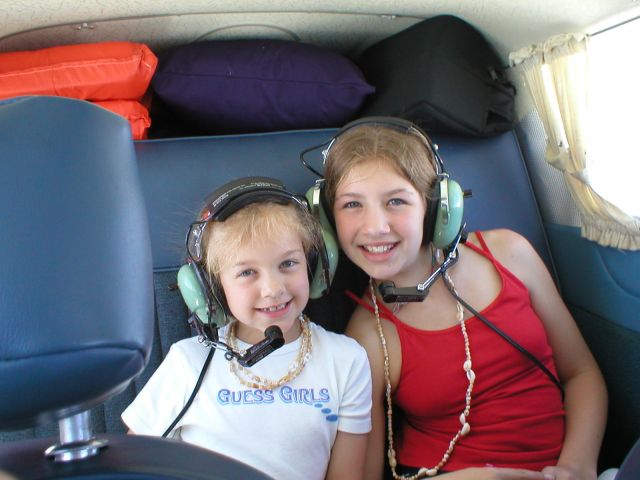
[152,39,375,133]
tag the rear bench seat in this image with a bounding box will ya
[2,127,554,440]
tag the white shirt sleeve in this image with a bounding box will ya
[121,340,195,437]
[336,339,372,435]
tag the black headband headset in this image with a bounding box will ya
[176,176,335,362]
[300,116,466,303]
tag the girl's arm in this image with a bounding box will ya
[325,431,368,480]
[437,467,554,479]
[486,229,608,480]
[345,306,400,480]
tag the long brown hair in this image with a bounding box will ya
[323,124,438,209]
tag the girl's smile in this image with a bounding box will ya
[360,242,399,257]
[256,300,289,312]
[333,161,430,286]
[218,230,309,344]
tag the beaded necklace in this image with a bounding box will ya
[369,263,476,479]
[226,314,313,390]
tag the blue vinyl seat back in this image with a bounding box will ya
[134,128,552,335]
[0,96,154,431]
[136,129,552,272]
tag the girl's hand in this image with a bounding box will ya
[439,467,556,480]
[541,465,597,480]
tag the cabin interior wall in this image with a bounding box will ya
[513,97,640,471]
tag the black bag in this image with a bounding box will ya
[357,15,516,137]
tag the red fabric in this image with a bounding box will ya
[0,42,157,101]
[93,100,151,140]
[348,232,564,471]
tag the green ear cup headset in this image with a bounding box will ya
[305,182,339,300]
[177,176,336,341]
[300,116,465,251]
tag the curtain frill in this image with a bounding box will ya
[510,34,640,250]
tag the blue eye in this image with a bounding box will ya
[281,259,299,269]
[237,269,255,278]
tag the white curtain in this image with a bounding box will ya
[510,34,640,250]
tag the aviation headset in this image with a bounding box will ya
[176,176,338,340]
[300,116,465,252]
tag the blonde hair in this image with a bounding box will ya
[203,201,323,281]
[323,124,438,208]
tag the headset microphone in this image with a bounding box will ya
[236,326,285,367]
[378,226,466,303]
[378,282,433,303]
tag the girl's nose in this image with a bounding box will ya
[362,206,391,235]
[261,273,285,298]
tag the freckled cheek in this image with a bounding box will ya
[293,270,311,296]
[224,284,255,309]
[298,284,310,304]
[334,213,356,247]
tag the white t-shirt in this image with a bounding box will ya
[122,321,372,480]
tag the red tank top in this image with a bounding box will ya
[348,232,564,470]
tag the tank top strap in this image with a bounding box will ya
[345,289,399,323]
[464,231,497,261]
[345,290,372,312]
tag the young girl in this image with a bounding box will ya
[122,177,372,480]
[320,118,608,480]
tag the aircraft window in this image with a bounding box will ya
[588,18,640,217]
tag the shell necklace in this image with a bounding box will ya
[226,314,312,390]
[370,262,476,479]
